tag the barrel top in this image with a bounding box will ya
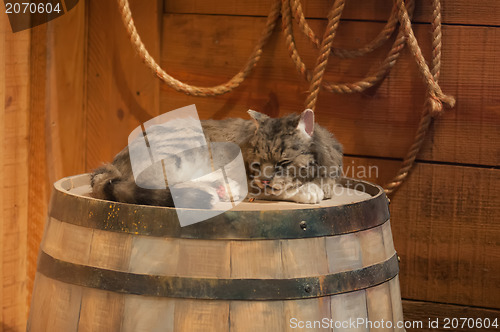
[50,174,390,239]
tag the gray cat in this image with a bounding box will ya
[91,109,343,208]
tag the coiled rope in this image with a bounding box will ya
[116,0,455,196]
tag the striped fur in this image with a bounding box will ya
[91,110,343,207]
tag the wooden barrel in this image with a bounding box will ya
[28,174,404,332]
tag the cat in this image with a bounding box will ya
[90,109,343,208]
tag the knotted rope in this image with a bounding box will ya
[384,0,455,195]
[116,0,455,196]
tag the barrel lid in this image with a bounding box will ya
[50,174,390,239]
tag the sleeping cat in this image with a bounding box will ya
[91,109,343,208]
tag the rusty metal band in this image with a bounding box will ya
[49,175,390,240]
[37,251,399,300]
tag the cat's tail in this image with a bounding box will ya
[90,163,177,206]
[90,163,123,202]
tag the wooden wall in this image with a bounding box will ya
[1,0,499,330]
[0,9,30,331]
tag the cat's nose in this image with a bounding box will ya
[261,180,271,187]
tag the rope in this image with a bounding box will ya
[304,0,346,110]
[117,0,455,196]
[282,0,415,94]
[290,0,399,59]
[394,0,455,116]
[116,0,281,96]
[384,0,452,196]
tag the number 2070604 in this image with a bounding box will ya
[5,2,62,14]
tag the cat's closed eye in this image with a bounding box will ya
[276,160,292,168]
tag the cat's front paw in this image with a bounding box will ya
[219,178,243,202]
[289,183,324,204]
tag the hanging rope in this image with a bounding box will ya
[116,0,455,196]
[304,0,345,110]
[282,0,415,95]
[290,0,399,59]
[116,0,281,96]
[384,0,454,195]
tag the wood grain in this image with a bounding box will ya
[78,288,125,332]
[174,300,229,332]
[27,274,82,332]
[366,282,394,331]
[41,218,93,266]
[86,0,162,169]
[158,14,499,166]
[0,10,30,331]
[78,227,132,331]
[27,0,87,310]
[164,0,500,26]
[390,276,405,331]
[391,162,500,309]
[122,296,175,332]
[28,23,49,309]
[45,2,87,182]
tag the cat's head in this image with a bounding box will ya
[246,109,320,195]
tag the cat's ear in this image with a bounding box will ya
[297,109,315,137]
[248,110,269,129]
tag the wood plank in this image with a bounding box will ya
[78,228,133,331]
[402,299,500,332]
[27,0,87,308]
[359,227,399,330]
[45,0,87,182]
[325,231,370,330]
[229,301,284,332]
[174,300,229,332]
[122,295,175,332]
[230,240,282,278]
[366,283,394,331]
[172,238,230,331]
[390,162,500,309]
[230,240,284,331]
[41,218,93,266]
[281,238,331,331]
[129,236,180,275]
[28,23,49,309]
[389,276,405,331]
[159,15,499,166]
[125,237,178,331]
[0,10,30,331]
[78,288,125,332]
[86,0,161,170]
[177,239,230,278]
[27,274,82,332]
[164,0,500,26]
[359,224,387,266]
